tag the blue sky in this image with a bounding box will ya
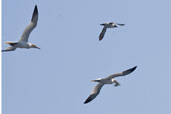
[2,0,171,114]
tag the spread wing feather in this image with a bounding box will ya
[84,83,104,104]
[18,5,38,43]
[105,66,137,80]
[2,46,16,52]
[99,27,107,41]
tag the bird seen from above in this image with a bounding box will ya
[2,5,40,52]
[84,66,137,104]
[99,22,125,41]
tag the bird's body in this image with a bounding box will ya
[91,78,114,84]
[84,66,137,104]
[99,22,125,41]
[5,41,34,48]
[2,5,40,52]
[101,22,118,28]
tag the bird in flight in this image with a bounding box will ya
[2,5,40,52]
[99,22,125,41]
[84,66,137,104]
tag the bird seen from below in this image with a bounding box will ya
[2,5,40,52]
[99,22,125,41]
[84,66,137,104]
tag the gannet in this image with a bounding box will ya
[2,5,40,52]
[84,66,137,104]
[99,22,125,41]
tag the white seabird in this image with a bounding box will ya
[2,5,40,52]
[84,66,137,104]
[99,22,125,41]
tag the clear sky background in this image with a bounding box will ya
[2,0,171,114]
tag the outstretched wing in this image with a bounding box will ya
[105,66,137,80]
[84,83,104,104]
[2,46,16,52]
[18,5,38,43]
[116,23,125,26]
[99,27,107,41]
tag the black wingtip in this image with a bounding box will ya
[129,66,137,72]
[84,99,90,104]
[31,5,38,22]
[84,98,90,104]
[99,38,102,41]
[117,23,125,26]
[99,34,103,41]
[84,95,93,104]
[84,101,88,104]
[34,5,38,15]
[123,66,137,74]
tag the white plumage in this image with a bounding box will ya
[2,5,40,52]
[84,66,137,104]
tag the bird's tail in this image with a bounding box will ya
[5,41,18,46]
[91,79,101,82]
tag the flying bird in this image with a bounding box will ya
[84,66,137,104]
[99,22,125,41]
[2,5,40,52]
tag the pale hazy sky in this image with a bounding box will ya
[2,0,171,114]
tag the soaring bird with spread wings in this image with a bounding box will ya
[99,22,125,41]
[2,5,40,52]
[84,66,137,104]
